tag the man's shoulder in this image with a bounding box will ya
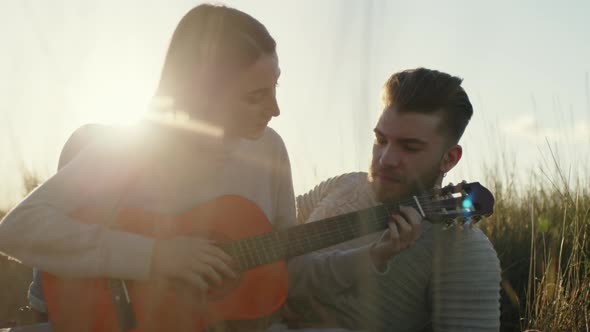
[322,172,369,191]
[297,172,374,223]
[309,172,370,201]
[429,224,500,266]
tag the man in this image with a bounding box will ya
[284,68,501,332]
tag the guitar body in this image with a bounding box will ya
[41,195,288,332]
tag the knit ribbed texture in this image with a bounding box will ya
[290,172,501,332]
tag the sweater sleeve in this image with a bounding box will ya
[430,226,501,331]
[0,127,154,280]
[295,173,359,224]
[288,245,377,300]
[288,173,381,299]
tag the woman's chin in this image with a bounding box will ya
[240,127,267,140]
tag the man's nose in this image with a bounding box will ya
[380,145,401,167]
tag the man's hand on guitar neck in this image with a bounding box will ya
[150,236,237,295]
[369,205,423,272]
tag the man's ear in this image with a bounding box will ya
[440,144,462,174]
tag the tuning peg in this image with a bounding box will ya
[432,185,442,199]
[441,182,454,194]
[460,180,471,195]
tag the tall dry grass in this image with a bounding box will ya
[480,154,590,332]
[0,167,40,326]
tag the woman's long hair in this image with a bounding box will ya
[154,4,276,115]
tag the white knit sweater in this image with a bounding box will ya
[284,172,501,332]
[0,123,296,281]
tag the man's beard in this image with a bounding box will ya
[369,164,440,203]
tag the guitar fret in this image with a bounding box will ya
[371,207,380,232]
[256,237,265,266]
[248,238,260,267]
[261,236,268,265]
[255,236,264,266]
[298,226,309,254]
[338,217,348,243]
[301,224,311,252]
[236,240,245,269]
[336,217,345,243]
[261,234,269,264]
[274,231,284,260]
[232,241,241,270]
[299,226,309,254]
[264,233,275,264]
[313,222,322,245]
[303,227,312,252]
[320,219,336,248]
[269,235,277,261]
[262,235,271,264]
[241,240,254,269]
[249,238,259,267]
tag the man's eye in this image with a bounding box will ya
[404,145,420,152]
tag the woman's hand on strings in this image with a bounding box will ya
[150,236,237,294]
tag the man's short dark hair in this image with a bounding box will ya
[382,68,473,144]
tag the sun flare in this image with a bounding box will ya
[69,57,157,126]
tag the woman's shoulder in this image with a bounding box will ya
[259,127,286,148]
[59,124,144,168]
[236,126,289,162]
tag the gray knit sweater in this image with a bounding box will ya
[284,172,501,332]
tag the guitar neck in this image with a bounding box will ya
[221,200,421,271]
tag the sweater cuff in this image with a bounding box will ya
[371,257,391,275]
[101,230,155,280]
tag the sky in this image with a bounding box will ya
[1,0,589,210]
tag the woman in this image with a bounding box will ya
[0,4,295,331]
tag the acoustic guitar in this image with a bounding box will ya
[41,180,493,332]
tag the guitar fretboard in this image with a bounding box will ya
[221,200,425,271]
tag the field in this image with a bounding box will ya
[1,169,589,331]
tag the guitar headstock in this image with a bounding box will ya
[425,181,494,227]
